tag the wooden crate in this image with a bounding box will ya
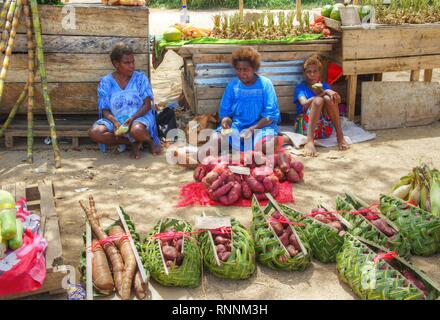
[178,41,338,115]
[324,23,440,120]
[0,180,65,300]
[0,4,150,116]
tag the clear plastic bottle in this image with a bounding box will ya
[180,5,190,24]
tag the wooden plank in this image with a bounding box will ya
[86,222,93,300]
[13,34,148,54]
[195,65,303,77]
[196,85,295,100]
[193,51,316,64]
[2,184,16,199]
[342,55,440,75]
[178,43,334,57]
[7,53,149,83]
[361,82,440,130]
[342,25,440,60]
[410,70,421,81]
[38,180,63,269]
[181,72,196,114]
[424,69,433,82]
[1,83,98,115]
[374,73,383,81]
[5,130,90,137]
[15,182,27,200]
[347,75,357,121]
[194,74,304,87]
[4,4,150,37]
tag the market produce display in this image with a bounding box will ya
[198,218,255,280]
[142,218,201,288]
[373,0,440,24]
[336,193,411,259]
[0,191,24,257]
[391,163,440,215]
[251,197,312,270]
[380,195,440,256]
[280,204,350,263]
[79,196,147,300]
[336,234,440,300]
[193,150,304,205]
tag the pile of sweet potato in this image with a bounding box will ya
[160,227,185,268]
[309,208,347,236]
[193,150,304,205]
[213,233,233,262]
[270,211,302,259]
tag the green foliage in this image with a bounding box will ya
[149,0,326,9]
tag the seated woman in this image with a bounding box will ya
[291,55,349,157]
[198,46,281,160]
[89,43,162,159]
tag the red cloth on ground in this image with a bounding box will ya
[176,181,294,207]
[328,62,343,85]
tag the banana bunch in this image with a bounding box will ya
[391,163,440,217]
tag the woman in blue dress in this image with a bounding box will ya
[198,47,281,160]
[89,43,162,159]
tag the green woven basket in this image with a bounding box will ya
[142,218,201,288]
[251,195,312,270]
[198,217,256,280]
[336,193,412,259]
[380,194,440,256]
[279,203,351,263]
[336,234,440,300]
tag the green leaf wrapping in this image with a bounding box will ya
[251,198,312,270]
[142,218,201,288]
[380,195,440,256]
[198,218,256,280]
[336,234,440,300]
[335,194,412,259]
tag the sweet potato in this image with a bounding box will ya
[273,168,285,182]
[328,221,343,232]
[211,181,234,199]
[314,214,331,224]
[254,193,268,201]
[279,231,290,247]
[286,169,301,183]
[271,182,280,197]
[216,244,226,254]
[92,240,115,294]
[252,151,267,166]
[218,251,231,262]
[245,176,265,193]
[277,150,291,172]
[162,245,178,261]
[279,255,287,263]
[133,271,147,300]
[252,166,274,182]
[219,195,230,205]
[202,171,219,187]
[224,239,232,251]
[286,244,298,257]
[371,219,396,237]
[284,226,293,236]
[175,252,184,266]
[227,182,242,204]
[263,176,274,192]
[210,171,229,191]
[174,238,183,252]
[215,235,228,245]
[241,180,253,199]
[289,234,301,251]
[270,222,284,236]
[194,165,207,182]
[165,260,174,268]
[291,160,304,174]
[272,211,282,219]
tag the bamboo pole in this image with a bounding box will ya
[29,0,61,168]
[239,0,244,17]
[0,0,12,38]
[0,0,22,107]
[296,0,302,26]
[24,0,34,163]
[0,0,16,53]
[0,82,28,138]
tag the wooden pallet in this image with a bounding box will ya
[2,116,95,149]
[0,180,65,300]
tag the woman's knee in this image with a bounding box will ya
[130,123,148,140]
[312,96,325,108]
[89,125,106,142]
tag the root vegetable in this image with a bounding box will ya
[371,219,396,237]
[202,171,219,187]
[314,214,330,224]
[278,255,287,263]
[252,166,273,181]
[175,252,184,266]
[210,171,229,191]
[263,176,274,192]
[273,168,285,182]
[277,151,291,172]
[271,182,280,197]
[270,222,284,236]
[328,221,343,231]
[218,251,231,262]
[174,238,183,252]
[215,235,227,245]
[286,169,301,183]
[212,181,234,200]
[194,165,207,182]
[279,232,290,247]
[109,225,137,301]
[241,180,252,199]
[245,176,265,193]
[338,230,346,237]
[92,240,114,294]
[291,160,304,173]
[286,244,298,257]
[165,227,177,233]
[224,239,232,251]
[133,271,147,300]
[401,270,427,294]
[254,193,268,201]
[227,181,242,204]
[162,245,178,261]
[272,211,282,219]
[216,244,226,254]
[284,226,293,236]
[289,234,301,251]
[165,260,174,268]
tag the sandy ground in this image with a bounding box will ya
[2,6,440,300]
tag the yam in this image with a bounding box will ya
[279,232,290,247]
[202,171,219,187]
[175,252,184,266]
[216,244,226,254]
[271,211,282,219]
[212,182,234,199]
[224,239,232,251]
[210,171,229,191]
[271,182,280,197]
[263,177,274,192]
[241,180,252,199]
[270,222,284,236]
[291,160,304,173]
[92,239,115,294]
[218,251,231,262]
[254,193,268,201]
[215,235,228,245]
[193,165,207,182]
[328,221,343,232]
[286,244,298,257]
[277,151,291,172]
[245,176,265,193]
[252,166,273,182]
[289,234,301,251]
[174,238,183,252]
[284,226,293,237]
[162,245,178,261]
[286,169,301,183]
[273,168,285,182]
[133,271,147,300]
[227,182,242,204]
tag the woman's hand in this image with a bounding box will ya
[241,125,256,140]
[324,90,341,104]
[113,120,122,132]
[221,117,232,129]
[124,117,133,127]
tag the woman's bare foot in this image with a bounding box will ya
[131,142,142,160]
[304,140,319,157]
[338,137,350,151]
[151,143,162,155]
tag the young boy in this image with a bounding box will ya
[290,55,349,157]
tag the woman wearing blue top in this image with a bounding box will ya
[89,43,162,159]
[292,55,349,157]
[198,47,281,160]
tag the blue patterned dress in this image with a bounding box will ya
[218,75,280,151]
[94,71,160,149]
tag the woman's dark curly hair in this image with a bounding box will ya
[231,46,261,71]
[110,42,134,65]
[304,54,322,71]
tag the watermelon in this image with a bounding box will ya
[330,6,341,21]
[0,209,17,240]
[321,4,333,18]
[359,5,372,22]
[163,26,182,42]
[0,190,15,210]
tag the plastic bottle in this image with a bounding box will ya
[180,5,190,24]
